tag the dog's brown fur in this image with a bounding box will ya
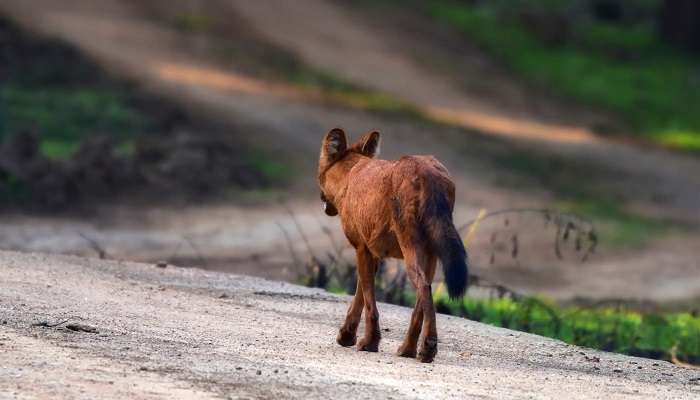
[318,128,468,363]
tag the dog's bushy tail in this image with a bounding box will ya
[424,192,469,299]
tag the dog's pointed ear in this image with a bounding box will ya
[358,131,380,158]
[321,128,347,162]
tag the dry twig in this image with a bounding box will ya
[78,232,108,259]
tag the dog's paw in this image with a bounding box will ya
[336,328,357,347]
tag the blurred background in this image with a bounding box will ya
[1,0,699,363]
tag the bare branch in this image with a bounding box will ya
[77,232,108,259]
[458,208,593,233]
[281,203,318,262]
[182,234,208,269]
[275,221,302,269]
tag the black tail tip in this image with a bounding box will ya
[446,277,468,300]
[445,266,468,300]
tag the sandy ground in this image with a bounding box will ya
[1,250,699,399]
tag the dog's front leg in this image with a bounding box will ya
[337,279,364,347]
[356,246,380,352]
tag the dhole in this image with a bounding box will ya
[318,128,468,363]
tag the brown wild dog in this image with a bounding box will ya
[318,128,468,363]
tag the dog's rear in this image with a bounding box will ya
[394,156,469,299]
[422,182,469,299]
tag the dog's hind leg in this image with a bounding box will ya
[397,255,437,358]
[396,234,438,362]
[417,254,438,363]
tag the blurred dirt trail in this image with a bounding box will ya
[225,0,700,221]
[2,251,699,399]
[1,0,699,220]
[228,0,598,143]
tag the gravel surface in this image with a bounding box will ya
[1,250,698,399]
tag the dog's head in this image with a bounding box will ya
[318,128,380,216]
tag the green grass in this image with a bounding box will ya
[434,293,700,363]
[325,278,700,363]
[248,156,291,182]
[0,14,288,207]
[0,85,147,159]
[426,1,700,152]
[0,17,150,159]
[653,129,700,152]
[40,140,80,160]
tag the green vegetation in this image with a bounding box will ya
[0,86,146,159]
[0,16,284,207]
[426,0,700,151]
[322,276,700,363]
[248,155,291,182]
[434,293,700,363]
[0,16,152,160]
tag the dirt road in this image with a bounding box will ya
[227,0,700,220]
[1,251,699,399]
